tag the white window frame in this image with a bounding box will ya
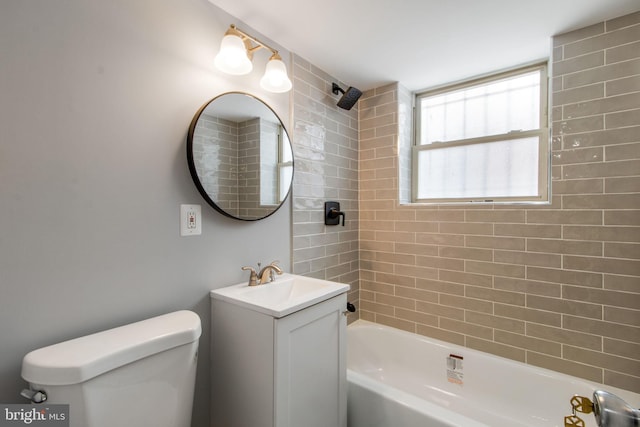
[412,63,550,204]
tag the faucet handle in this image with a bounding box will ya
[241,266,258,286]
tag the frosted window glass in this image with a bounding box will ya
[416,137,539,199]
[420,70,540,145]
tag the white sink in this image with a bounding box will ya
[210,273,350,318]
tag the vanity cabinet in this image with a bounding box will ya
[211,292,347,427]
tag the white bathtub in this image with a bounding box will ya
[347,320,640,427]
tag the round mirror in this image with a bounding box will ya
[187,92,294,221]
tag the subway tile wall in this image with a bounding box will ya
[358,12,640,392]
[291,55,360,313]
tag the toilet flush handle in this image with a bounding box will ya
[21,388,47,403]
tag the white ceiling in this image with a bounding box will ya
[207,0,639,92]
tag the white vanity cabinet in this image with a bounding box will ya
[210,291,348,427]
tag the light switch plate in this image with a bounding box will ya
[180,204,201,236]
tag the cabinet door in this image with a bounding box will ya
[274,294,347,427]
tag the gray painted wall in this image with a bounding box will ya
[0,1,292,426]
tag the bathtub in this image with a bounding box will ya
[347,320,640,427]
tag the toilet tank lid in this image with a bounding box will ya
[21,310,201,386]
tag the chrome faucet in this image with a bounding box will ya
[241,261,283,286]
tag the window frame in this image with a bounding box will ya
[412,62,550,204]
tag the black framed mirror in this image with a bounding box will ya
[187,92,294,221]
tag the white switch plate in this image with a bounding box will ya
[180,204,201,236]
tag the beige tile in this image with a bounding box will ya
[605,177,640,193]
[395,286,439,304]
[395,242,439,256]
[395,221,439,233]
[526,323,603,350]
[494,277,561,297]
[565,24,640,59]
[563,284,640,309]
[527,295,602,319]
[359,300,395,317]
[395,308,438,327]
[466,336,526,363]
[557,50,605,72]
[494,250,562,268]
[563,255,640,276]
[375,314,416,334]
[416,324,465,346]
[527,267,602,288]
[553,115,604,135]
[527,238,603,256]
[415,209,465,222]
[563,59,640,90]
[439,270,493,287]
[416,232,466,246]
[606,75,640,96]
[563,159,640,179]
[441,318,494,340]
[604,306,640,327]
[564,315,640,343]
[439,222,494,236]
[605,142,640,161]
[416,278,464,296]
[466,286,526,306]
[604,338,640,359]
[554,22,604,47]
[416,300,465,321]
[439,246,493,261]
[440,294,493,314]
[375,293,416,310]
[464,210,525,223]
[552,178,605,195]
[605,211,640,226]
[553,83,604,105]
[361,280,394,295]
[466,260,525,278]
[604,371,640,394]
[494,304,562,327]
[563,225,640,243]
[606,11,640,31]
[552,147,603,165]
[527,352,603,383]
[606,109,640,129]
[465,235,525,250]
[604,274,640,292]
[604,242,640,260]
[466,311,525,334]
[375,272,414,287]
[561,126,640,149]
[416,255,464,271]
[564,345,640,377]
[495,330,561,356]
[495,223,562,238]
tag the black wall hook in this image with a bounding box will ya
[325,201,345,226]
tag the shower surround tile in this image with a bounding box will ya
[291,55,360,319]
[357,12,640,393]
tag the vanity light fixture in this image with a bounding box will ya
[214,24,292,93]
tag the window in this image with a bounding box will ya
[413,63,549,203]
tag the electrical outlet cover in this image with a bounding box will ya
[180,204,201,236]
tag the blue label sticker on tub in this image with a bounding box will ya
[0,405,69,426]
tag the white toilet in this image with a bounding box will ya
[21,310,201,427]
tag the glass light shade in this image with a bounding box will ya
[214,34,253,75]
[260,57,292,93]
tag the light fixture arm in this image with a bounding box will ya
[228,24,279,60]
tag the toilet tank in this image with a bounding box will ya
[21,310,201,427]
